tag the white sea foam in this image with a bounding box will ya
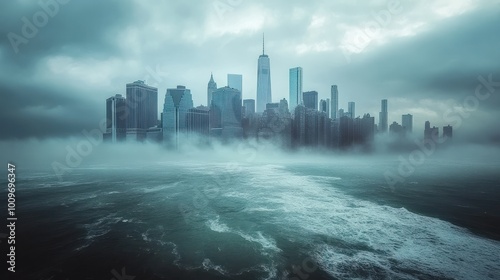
[222,164,500,279]
[206,215,281,255]
[202,258,229,275]
[75,214,123,251]
[206,216,231,233]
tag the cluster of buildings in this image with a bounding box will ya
[103,37,453,148]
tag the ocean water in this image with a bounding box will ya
[2,155,500,280]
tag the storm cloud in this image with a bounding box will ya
[1,0,499,142]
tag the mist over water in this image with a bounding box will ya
[1,138,500,279]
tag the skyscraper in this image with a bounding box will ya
[443,125,453,139]
[207,73,217,107]
[256,34,272,112]
[303,91,318,111]
[424,121,439,141]
[320,99,330,117]
[126,80,158,141]
[227,74,242,95]
[289,67,303,112]
[331,85,339,119]
[186,105,210,136]
[402,114,413,133]
[105,94,127,142]
[243,99,256,117]
[348,102,355,119]
[210,86,243,138]
[379,99,388,133]
[162,85,193,143]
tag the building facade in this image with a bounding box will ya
[289,67,303,112]
[125,80,158,141]
[162,85,194,142]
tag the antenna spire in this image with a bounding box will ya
[262,33,265,55]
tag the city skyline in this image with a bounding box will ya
[1,1,499,144]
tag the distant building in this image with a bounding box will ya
[348,102,355,119]
[126,80,158,141]
[303,91,318,111]
[331,85,339,119]
[354,114,375,145]
[320,99,330,117]
[162,85,193,143]
[104,94,127,142]
[187,105,210,136]
[279,98,290,116]
[266,102,279,113]
[338,116,354,148]
[207,73,217,106]
[289,67,303,112]
[402,114,413,133]
[227,74,242,95]
[443,125,453,139]
[338,108,345,118]
[210,86,243,139]
[389,121,405,137]
[379,99,388,133]
[256,35,272,112]
[243,99,255,117]
[424,121,439,141]
[293,105,307,146]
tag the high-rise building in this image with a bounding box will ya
[279,98,290,116]
[126,80,158,141]
[289,67,303,112]
[293,105,307,146]
[331,85,339,119]
[424,121,439,141]
[210,86,243,138]
[348,102,355,119]
[379,99,388,133]
[186,105,210,136]
[228,74,242,95]
[443,125,453,139]
[105,94,127,142]
[338,108,345,118]
[207,73,217,106]
[320,99,330,117]
[303,91,318,111]
[338,116,354,148]
[256,34,272,112]
[402,114,413,133]
[243,99,255,117]
[266,102,279,114]
[389,121,405,137]
[162,85,193,143]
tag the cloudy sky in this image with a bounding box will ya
[1,0,499,143]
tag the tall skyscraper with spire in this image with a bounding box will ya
[256,34,272,113]
[207,73,217,107]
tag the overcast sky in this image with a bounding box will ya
[1,0,499,143]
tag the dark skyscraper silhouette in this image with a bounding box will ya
[379,99,388,133]
[104,94,127,142]
[402,114,413,133]
[125,80,158,141]
[443,125,453,139]
[303,91,318,111]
